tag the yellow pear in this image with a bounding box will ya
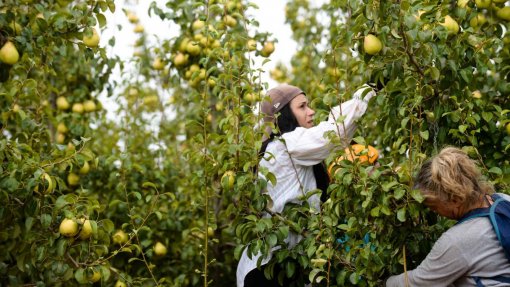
[440,15,459,35]
[79,161,90,175]
[260,41,275,57]
[497,7,510,21]
[67,173,80,186]
[186,41,201,56]
[506,123,510,136]
[83,100,96,112]
[57,122,68,133]
[56,133,65,144]
[112,230,129,245]
[470,14,487,28]
[475,0,492,9]
[72,103,84,114]
[152,57,165,70]
[472,90,482,99]
[247,39,257,51]
[89,270,101,283]
[133,24,144,33]
[83,28,100,48]
[59,218,78,237]
[56,96,70,110]
[154,242,167,256]
[363,34,383,55]
[192,19,205,30]
[0,41,20,65]
[223,15,237,27]
[221,171,235,190]
[127,12,139,23]
[173,53,188,67]
[79,219,93,240]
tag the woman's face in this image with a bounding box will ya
[422,192,463,219]
[289,94,315,128]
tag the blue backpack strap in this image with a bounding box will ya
[456,207,490,225]
[488,194,510,262]
[472,275,510,286]
[462,194,510,286]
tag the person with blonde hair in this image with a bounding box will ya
[386,147,510,287]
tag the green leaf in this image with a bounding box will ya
[370,206,380,217]
[382,181,398,192]
[397,208,406,222]
[481,112,493,123]
[419,130,429,140]
[25,217,34,232]
[266,172,277,186]
[74,268,88,284]
[96,13,106,27]
[394,189,405,199]
[285,261,295,278]
[410,189,424,202]
[488,167,502,175]
[41,214,52,229]
[349,272,359,284]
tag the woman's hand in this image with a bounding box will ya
[352,85,376,102]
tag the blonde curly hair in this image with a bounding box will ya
[414,147,494,206]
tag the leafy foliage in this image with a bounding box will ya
[0,0,509,286]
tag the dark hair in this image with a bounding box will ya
[259,103,330,202]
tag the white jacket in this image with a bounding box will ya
[236,86,375,287]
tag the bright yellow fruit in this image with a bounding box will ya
[67,173,80,186]
[173,53,188,66]
[89,270,101,283]
[152,57,165,70]
[440,15,460,35]
[127,12,139,23]
[83,100,96,112]
[154,242,167,256]
[475,0,492,9]
[79,161,90,175]
[41,172,54,194]
[115,280,127,287]
[363,34,383,55]
[57,123,68,133]
[56,96,70,110]
[260,41,275,57]
[133,24,144,33]
[457,0,470,8]
[56,133,66,144]
[472,90,482,99]
[243,92,258,103]
[223,15,237,27]
[221,170,235,190]
[59,218,78,237]
[79,219,93,240]
[186,41,201,56]
[112,230,128,245]
[0,41,20,65]
[83,28,100,48]
[192,19,205,30]
[506,123,510,136]
[497,7,510,21]
[247,39,257,51]
[72,103,84,114]
[470,14,487,28]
